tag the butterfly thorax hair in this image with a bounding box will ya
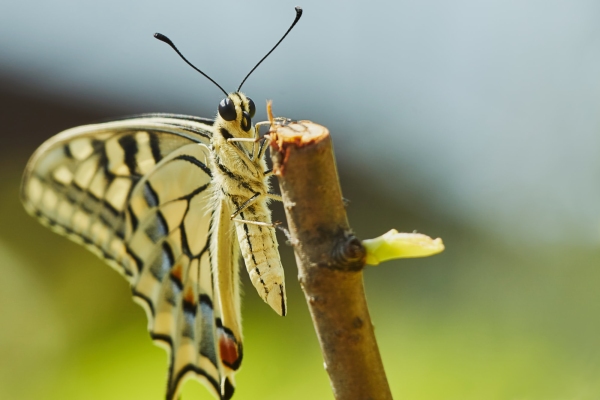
[210,92,270,201]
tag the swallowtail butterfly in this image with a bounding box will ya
[20,7,302,400]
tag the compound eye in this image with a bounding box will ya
[247,97,256,118]
[218,98,237,121]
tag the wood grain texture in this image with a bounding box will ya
[270,119,392,400]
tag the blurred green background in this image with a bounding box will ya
[2,0,600,399]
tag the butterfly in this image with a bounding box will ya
[20,7,302,400]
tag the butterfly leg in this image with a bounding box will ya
[266,193,282,202]
[230,192,261,219]
[227,121,273,162]
[230,193,281,223]
[227,136,270,163]
[254,121,271,132]
[227,136,267,162]
[254,120,272,144]
[232,218,281,228]
[230,192,282,228]
[227,121,264,147]
[255,137,269,161]
[227,137,259,143]
[252,121,271,161]
[224,139,260,172]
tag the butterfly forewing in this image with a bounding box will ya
[21,116,241,399]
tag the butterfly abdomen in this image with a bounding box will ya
[209,152,287,317]
[235,200,286,316]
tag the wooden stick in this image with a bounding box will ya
[269,115,393,400]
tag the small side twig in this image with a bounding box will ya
[269,116,393,400]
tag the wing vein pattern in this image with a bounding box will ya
[21,115,239,400]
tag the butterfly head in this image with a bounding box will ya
[217,93,256,134]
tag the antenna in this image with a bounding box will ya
[154,32,228,96]
[237,6,303,91]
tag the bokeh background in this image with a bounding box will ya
[2,0,600,399]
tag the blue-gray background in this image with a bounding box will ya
[1,1,599,399]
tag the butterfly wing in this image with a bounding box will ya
[21,115,241,399]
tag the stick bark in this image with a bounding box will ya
[270,119,393,400]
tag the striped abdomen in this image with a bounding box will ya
[234,197,286,316]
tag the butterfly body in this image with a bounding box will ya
[211,92,286,318]
[21,93,285,400]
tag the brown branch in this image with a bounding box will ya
[269,117,393,400]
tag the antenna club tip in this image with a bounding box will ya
[295,6,303,15]
[154,33,172,45]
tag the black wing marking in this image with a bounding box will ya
[21,117,242,399]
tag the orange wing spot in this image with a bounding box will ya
[219,334,240,369]
[183,285,195,305]
[170,263,183,283]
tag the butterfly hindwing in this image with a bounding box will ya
[21,116,241,399]
[128,142,238,398]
